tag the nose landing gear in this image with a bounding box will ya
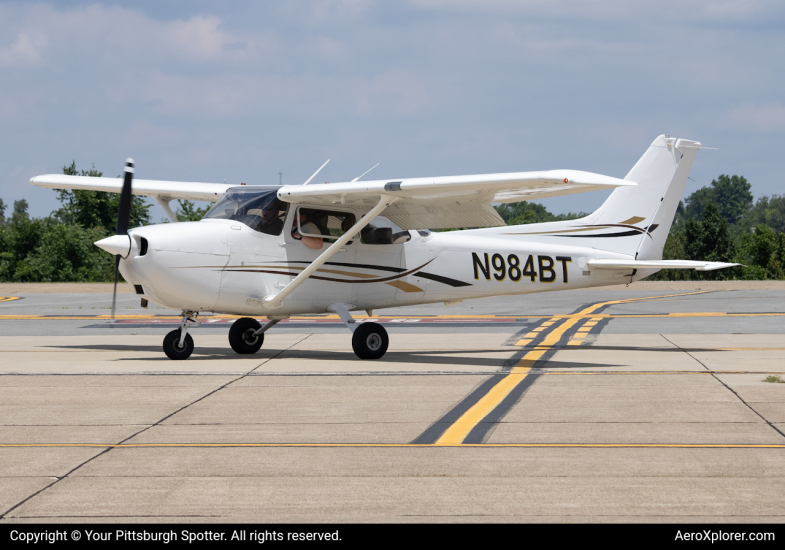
[163,312,199,360]
[163,329,194,360]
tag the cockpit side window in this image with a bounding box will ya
[203,188,288,236]
[292,208,357,240]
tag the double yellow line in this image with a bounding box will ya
[434,291,712,445]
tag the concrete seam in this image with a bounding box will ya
[0,333,311,520]
[660,334,785,441]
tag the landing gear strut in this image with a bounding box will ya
[228,317,281,354]
[163,312,198,360]
[330,303,389,360]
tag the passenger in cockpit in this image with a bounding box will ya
[292,210,323,250]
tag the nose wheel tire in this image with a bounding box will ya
[352,322,388,360]
[163,329,194,360]
[229,317,264,354]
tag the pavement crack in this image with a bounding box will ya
[661,334,785,441]
[0,334,312,520]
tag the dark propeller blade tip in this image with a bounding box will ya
[116,157,134,236]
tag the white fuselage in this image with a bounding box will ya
[119,207,647,317]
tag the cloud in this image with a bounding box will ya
[0,31,47,67]
[408,0,785,22]
[1,1,785,220]
[727,103,785,132]
[166,15,236,62]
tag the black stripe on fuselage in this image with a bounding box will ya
[555,230,642,238]
[553,224,659,239]
[271,260,406,273]
[267,260,471,287]
[414,271,472,287]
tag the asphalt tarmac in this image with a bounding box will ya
[1,284,784,522]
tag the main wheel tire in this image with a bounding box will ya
[352,322,388,360]
[229,317,264,354]
[163,329,194,360]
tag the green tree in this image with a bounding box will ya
[176,200,209,222]
[0,198,6,226]
[713,174,753,224]
[15,223,115,282]
[746,195,785,234]
[736,225,785,280]
[56,161,152,230]
[494,201,586,225]
[682,203,737,280]
[646,231,690,281]
[12,199,29,223]
[683,174,752,225]
[0,200,47,281]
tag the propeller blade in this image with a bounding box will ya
[112,158,134,326]
[111,256,120,326]
[116,158,134,235]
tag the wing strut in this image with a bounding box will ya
[153,196,178,223]
[262,195,397,310]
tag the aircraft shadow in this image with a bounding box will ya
[40,344,622,370]
[557,344,725,353]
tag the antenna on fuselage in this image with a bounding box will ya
[302,159,330,186]
[351,163,379,182]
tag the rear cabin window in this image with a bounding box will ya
[361,216,411,245]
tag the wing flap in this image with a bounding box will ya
[383,201,505,230]
[588,259,740,271]
[30,174,232,202]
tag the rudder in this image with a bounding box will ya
[583,135,700,259]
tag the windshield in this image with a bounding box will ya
[204,187,287,235]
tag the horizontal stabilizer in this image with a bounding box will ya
[588,259,739,272]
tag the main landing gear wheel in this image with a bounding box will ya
[352,322,388,360]
[229,317,264,354]
[163,329,194,360]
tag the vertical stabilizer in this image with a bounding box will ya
[583,135,700,259]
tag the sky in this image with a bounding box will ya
[1,0,784,222]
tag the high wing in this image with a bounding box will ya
[31,168,634,230]
[30,174,232,202]
[278,170,635,229]
[588,259,740,272]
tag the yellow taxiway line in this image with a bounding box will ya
[436,316,581,445]
[433,291,750,445]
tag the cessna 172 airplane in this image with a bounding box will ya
[30,135,736,360]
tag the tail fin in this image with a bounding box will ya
[583,135,700,259]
